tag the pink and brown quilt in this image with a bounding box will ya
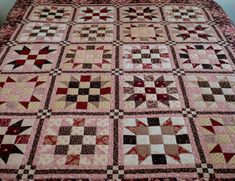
[0,0,235,180]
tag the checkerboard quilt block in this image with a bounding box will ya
[70,24,114,42]
[185,75,235,111]
[122,44,173,70]
[163,5,207,22]
[34,117,111,167]
[29,6,73,22]
[1,0,235,180]
[17,23,67,42]
[51,74,112,111]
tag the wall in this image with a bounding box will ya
[214,0,235,24]
[0,0,17,26]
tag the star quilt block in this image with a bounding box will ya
[121,23,166,42]
[121,74,182,111]
[196,117,235,165]
[168,24,220,42]
[76,6,114,22]
[0,45,60,72]
[0,75,50,113]
[175,44,233,71]
[0,118,36,166]
[121,117,196,165]
[62,44,114,71]
[120,5,161,22]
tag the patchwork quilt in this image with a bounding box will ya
[0,0,235,180]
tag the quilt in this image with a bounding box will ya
[0,0,235,180]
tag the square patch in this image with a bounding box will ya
[121,74,181,110]
[61,44,114,71]
[196,117,235,165]
[185,75,235,111]
[121,23,165,42]
[168,24,219,42]
[122,117,195,165]
[0,75,50,113]
[17,23,67,42]
[0,118,36,166]
[175,44,233,71]
[122,44,173,70]
[70,24,114,42]
[50,74,112,111]
[120,5,161,22]
[0,45,60,72]
[76,6,114,22]
[163,5,207,22]
[34,117,111,167]
[28,6,73,22]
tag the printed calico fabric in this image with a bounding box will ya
[0,0,235,180]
